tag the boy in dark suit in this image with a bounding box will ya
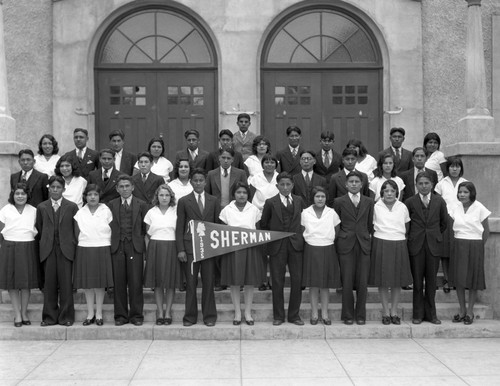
[176,168,221,326]
[205,130,246,172]
[261,172,306,325]
[400,147,438,202]
[405,171,447,325]
[378,127,413,174]
[36,176,79,326]
[88,149,124,204]
[275,126,303,176]
[232,113,256,161]
[10,149,48,207]
[64,128,99,179]
[131,152,164,205]
[314,131,342,181]
[333,171,374,325]
[292,150,327,207]
[107,175,149,326]
[174,129,209,171]
[109,129,137,176]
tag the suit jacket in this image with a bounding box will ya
[205,167,247,204]
[333,194,374,255]
[292,172,327,207]
[64,148,99,179]
[87,168,124,204]
[232,130,257,161]
[35,198,78,262]
[107,196,148,254]
[205,149,246,172]
[175,192,221,255]
[117,150,137,176]
[405,192,447,256]
[10,169,48,208]
[400,168,438,202]
[313,149,342,182]
[327,170,371,207]
[131,172,164,205]
[260,193,305,255]
[275,146,304,176]
[175,148,209,170]
[378,147,414,174]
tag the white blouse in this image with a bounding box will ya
[244,155,264,179]
[301,206,340,246]
[425,150,446,182]
[369,176,405,202]
[74,204,112,247]
[434,176,467,212]
[34,154,60,177]
[373,200,410,241]
[355,154,377,182]
[450,201,491,240]
[144,206,177,241]
[0,204,37,241]
[219,201,261,229]
[248,171,279,211]
[169,178,193,202]
[62,176,87,208]
[134,156,173,182]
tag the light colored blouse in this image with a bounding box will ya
[301,205,340,246]
[373,200,410,241]
[219,201,261,229]
[369,176,405,202]
[62,176,87,208]
[0,204,37,241]
[248,171,279,211]
[450,201,491,240]
[144,206,177,241]
[34,154,60,177]
[434,176,467,212]
[356,154,377,182]
[134,156,173,182]
[169,178,193,201]
[425,150,446,182]
[74,204,112,247]
[244,155,264,179]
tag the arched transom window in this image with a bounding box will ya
[264,10,379,65]
[98,9,214,65]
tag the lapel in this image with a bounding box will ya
[292,195,301,219]
[426,193,438,221]
[413,195,425,221]
[46,200,55,224]
[27,170,40,190]
[189,192,203,218]
[229,169,238,188]
[131,197,140,226]
[214,168,222,192]
[356,196,369,220]
[58,199,68,226]
[272,195,283,223]
[296,174,306,195]
[104,169,119,192]
[342,195,357,219]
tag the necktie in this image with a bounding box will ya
[53,202,59,212]
[395,148,401,163]
[21,171,27,182]
[292,148,297,158]
[305,172,311,187]
[123,200,129,210]
[352,194,359,208]
[103,169,109,182]
[77,149,83,161]
[285,195,291,208]
[422,195,429,208]
[197,194,204,213]
[142,173,147,183]
[324,152,330,168]
[223,169,228,178]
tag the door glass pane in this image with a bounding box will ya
[122,86,134,95]
[168,87,178,95]
[136,86,146,95]
[135,97,146,106]
[275,86,285,95]
[287,86,298,95]
[332,86,343,94]
[180,86,191,95]
[193,97,204,106]
[110,86,120,95]
[193,86,204,95]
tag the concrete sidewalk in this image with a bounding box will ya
[1,338,500,385]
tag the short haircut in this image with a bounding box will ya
[299,149,316,159]
[231,181,250,198]
[412,146,427,157]
[137,152,153,162]
[18,149,34,158]
[73,128,88,137]
[152,184,176,207]
[109,129,125,140]
[374,153,396,178]
[219,147,235,157]
[190,167,207,180]
[38,134,59,155]
[148,137,165,157]
[445,156,464,177]
[219,129,233,139]
[423,132,441,150]
[346,138,368,157]
[342,148,358,158]
[380,179,399,199]
[83,183,102,200]
[184,129,200,139]
[174,157,192,179]
[286,126,301,136]
[251,135,271,155]
[311,185,327,199]
[346,170,364,181]
[415,170,434,184]
[8,183,31,205]
[457,181,476,203]
[48,175,65,187]
[117,174,134,185]
[260,154,278,167]
[99,148,116,158]
[276,171,293,183]
[237,113,250,121]
[390,127,405,136]
[320,131,335,140]
[55,154,81,177]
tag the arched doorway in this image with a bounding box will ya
[261,6,383,154]
[95,6,218,158]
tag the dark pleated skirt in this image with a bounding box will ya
[369,237,412,287]
[440,215,454,258]
[74,246,114,289]
[302,243,341,288]
[0,240,39,290]
[449,238,485,290]
[221,246,265,286]
[143,240,180,289]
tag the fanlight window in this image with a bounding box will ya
[265,11,377,64]
[99,10,213,65]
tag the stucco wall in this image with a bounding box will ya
[3,0,53,150]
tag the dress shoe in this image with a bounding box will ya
[443,280,451,294]
[83,316,96,326]
[382,316,391,325]
[258,283,267,291]
[428,318,441,325]
[95,319,104,326]
[310,317,319,325]
[40,321,52,327]
[290,319,304,326]
[412,318,422,325]
[356,319,366,325]
[164,318,172,325]
[14,320,22,327]
[62,321,73,327]
[179,282,187,292]
[272,319,283,326]
[21,320,31,326]
[183,321,194,327]
[452,314,465,323]
[391,315,401,325]
[214,285,227,292]
[205,321,215,327]
[114,320,128,326]
[321,318,332,326]
[233,320,241,326]
[133,320,143,326]
[464,314,474,325]
[156,318,164,326]
[245,320,254,326]
[344,319,354,325]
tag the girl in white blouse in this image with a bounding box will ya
[346,138,377,182]
[34,134,60,177]
[55,154,87,208]
[134,138,173,182]
[424,132,446,182]
[301,186,341,325]
[168,157,193,201]
[0,184,39,327]
[369,153,405,202]
[449,182,490,325]
[244,136,271,179]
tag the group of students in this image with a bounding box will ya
[0,114,491,328]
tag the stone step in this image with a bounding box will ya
[1,287,459,305]
[0,302,492,324]
[1,319,500,341]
